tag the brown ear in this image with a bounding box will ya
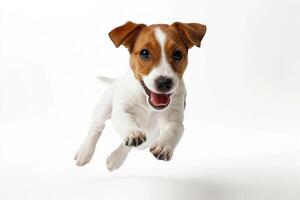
[109,21,146,50]
[171,22,207,48]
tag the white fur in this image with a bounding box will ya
[75,28,186,171]
[106,144,131,171]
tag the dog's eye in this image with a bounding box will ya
[172,50,183,61]
[140,49,151,60]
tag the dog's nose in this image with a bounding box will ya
[155,76,173,92]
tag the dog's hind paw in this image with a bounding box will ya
[124,130,147,147]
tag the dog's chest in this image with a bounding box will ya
[130,106,161,144]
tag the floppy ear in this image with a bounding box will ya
[171,22,207,48]
[109,21,146,50]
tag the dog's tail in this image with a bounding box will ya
[96,76,116,85]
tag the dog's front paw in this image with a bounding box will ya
[150,144,173,161]
[124,130,146,147]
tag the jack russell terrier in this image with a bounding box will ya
[74,21,206,171]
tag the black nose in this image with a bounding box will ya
[155,76,173,92]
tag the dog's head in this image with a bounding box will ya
[109,21,206,111]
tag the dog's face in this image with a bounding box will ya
[109,22,206,111]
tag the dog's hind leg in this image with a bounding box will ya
[106,143,131,171]
[75,86,114,166]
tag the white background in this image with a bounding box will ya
[0,0,300,199]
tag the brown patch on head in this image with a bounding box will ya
[129,24,189,80]
[129,27,162,80]
[161,22,206,78]
[159,25,189,78]
[109,21,206,80]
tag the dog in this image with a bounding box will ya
[74,21,206,171]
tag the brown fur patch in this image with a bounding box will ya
[129,24,189,80]
[130,26,161,80]
[109,22,206,80]
[160,25,189,79]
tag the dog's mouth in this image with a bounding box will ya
[140,81,172,110]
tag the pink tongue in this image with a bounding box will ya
[150,92,170,106]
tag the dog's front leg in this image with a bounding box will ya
[150,120,184,161]
[111,106,147,147]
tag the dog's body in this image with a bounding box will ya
[74,22,206,171]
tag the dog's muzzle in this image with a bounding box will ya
[140,81,172,110]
